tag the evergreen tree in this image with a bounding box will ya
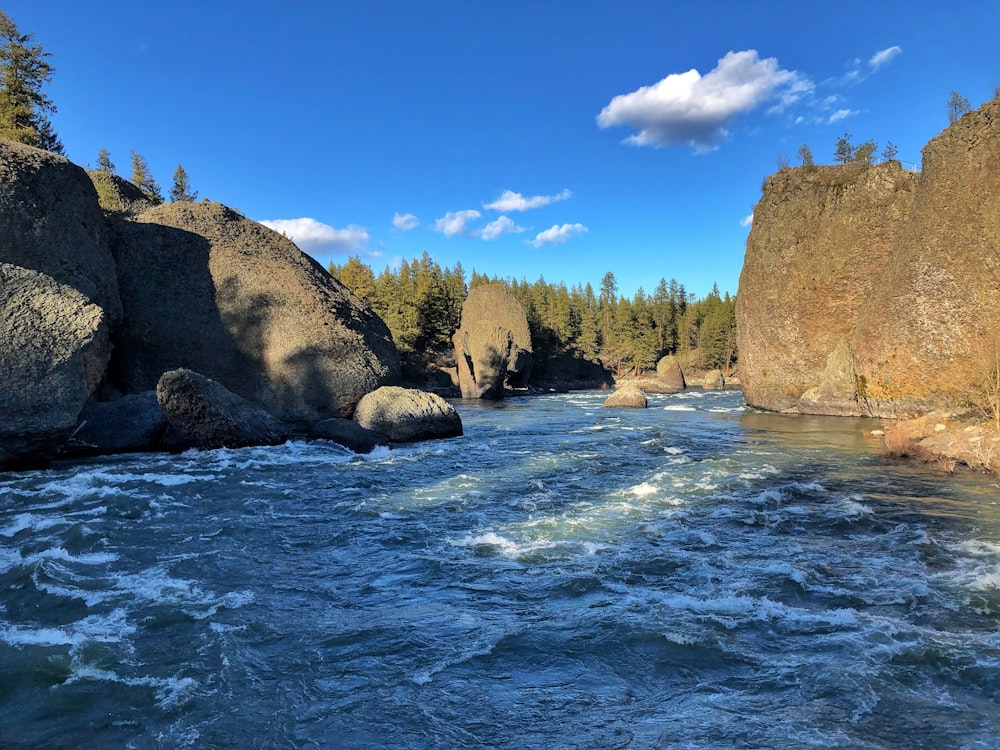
[797,144,814,166]
[0,11,62,153]
[833,133,854,164]
[852,139,877,165]
[947,90,972,124]
[881,141,899,161]
[169,164,198,202]
[130,149,163,203]
[96,147,115,174]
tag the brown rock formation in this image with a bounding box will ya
[453,283,532,399]
[656,355,686,391]
[111,200,400,423]
[0,264,111,468]
[603,385,648,408]
[738,96,1000,417]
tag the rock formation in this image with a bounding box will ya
[72,392,168,456]
[656,355,686,392]
[156,368,289,450]
[0,264,111,467]
[110,200,400,424]
[738,96,1000,418]
[0,140,122,327]
[603,385,647,408]
[354,386,463,442]
[453,283,532,399]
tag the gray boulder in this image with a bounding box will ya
[453,283,532,399]
[111,201,399,424]
[701,370,725,390]
[655,355,686,392]
[0,264,111,468]
[0,139,122,327]
[156,368,289,450]
[310,417,388,454]
[354,386,463,442]
[71,391,168,456]
[603,385,648,408]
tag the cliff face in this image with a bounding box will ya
[738,97,1000,418]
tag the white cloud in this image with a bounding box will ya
[480,216,526,240]
[483,188,572,212]
[434,209,481,237]
[531,223,588,247]
[259,217,369,256]
[827,108,858,124]
[869,46,902,70]
[740,213,754,228]
[393,212,419,231]
[596,49,810,150]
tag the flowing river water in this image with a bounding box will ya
[1,388,999,749]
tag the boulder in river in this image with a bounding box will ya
[353,386,463,442]
[603,385,648,408]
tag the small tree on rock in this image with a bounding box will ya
[96,147,115,175]
[130,149,163,203]
[947,90,972,124]
[169,164,198,202]
[881,141,899,161]
[833,133,854,164]
[852,139,877,165]
[797,144,814,166]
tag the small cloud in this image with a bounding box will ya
[740,213,754,228]
[827,108,858,124]
[597,49,811,151]
[480,216,526,240]
[869,45,902,70]
[483,188,572,212]
[434,209,481,237]
[259,217,369,256]
[531,223,588,248]
[393,212,419,231]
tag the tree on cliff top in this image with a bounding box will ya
[130,149,163,204]
[0,11,62,153]
[947,90,972,124]
[169,164,198,202]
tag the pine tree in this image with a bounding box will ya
[0,11,62,152]
[169,164,198,202]
[947,90,972,124]
[130,149,163,204]
[96,148,115,174]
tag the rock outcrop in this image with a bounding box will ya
[110,200,400,424]
[603,385,648,408]
[353,386,463,442]
[453,283,532,399]
[0,140,122,327]
[0,264,111,468]
[156,368,289,450]
[310,418,388,454]
[72,391,168,456]
[656,355,686,392]
[738,96,1000,418]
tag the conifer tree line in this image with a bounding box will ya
[0,11,61,152]
[329,254,737,378]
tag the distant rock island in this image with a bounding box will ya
[738,95,1000,420]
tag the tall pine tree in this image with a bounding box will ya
[0,11,62,153]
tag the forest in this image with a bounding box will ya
[328,253,737,382]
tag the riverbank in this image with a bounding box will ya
[880,412,1000,474]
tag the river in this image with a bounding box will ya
[2,389,999,748]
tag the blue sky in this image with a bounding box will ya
[6,1,999,298]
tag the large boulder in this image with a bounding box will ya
[353,386,463,442]
[310,417,388,454]
[603,385,648,408]
[0,139,122,327]
[0,264,111,468]
[453,283,532,399]
[156,368,289,450]
[655,355,686,392]
[110,201,400,424]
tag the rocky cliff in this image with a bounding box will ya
[738,96,1000,418]
[0,139,402,468]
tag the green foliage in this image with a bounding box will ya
[947,90,972,124]
[96,147,115,174]
[797,144,814,166]
[852,139,877,165]
[330,254,735,382]
[130,149,163,204]
[169,164,197,202]
[0,10,62,153]
[833,133,854,164]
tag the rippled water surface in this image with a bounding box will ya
[2,389,1000,749]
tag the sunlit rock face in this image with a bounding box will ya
[738,96,1000,418]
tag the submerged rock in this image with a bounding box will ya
[310,417,388,454]
[353,386,463,442]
